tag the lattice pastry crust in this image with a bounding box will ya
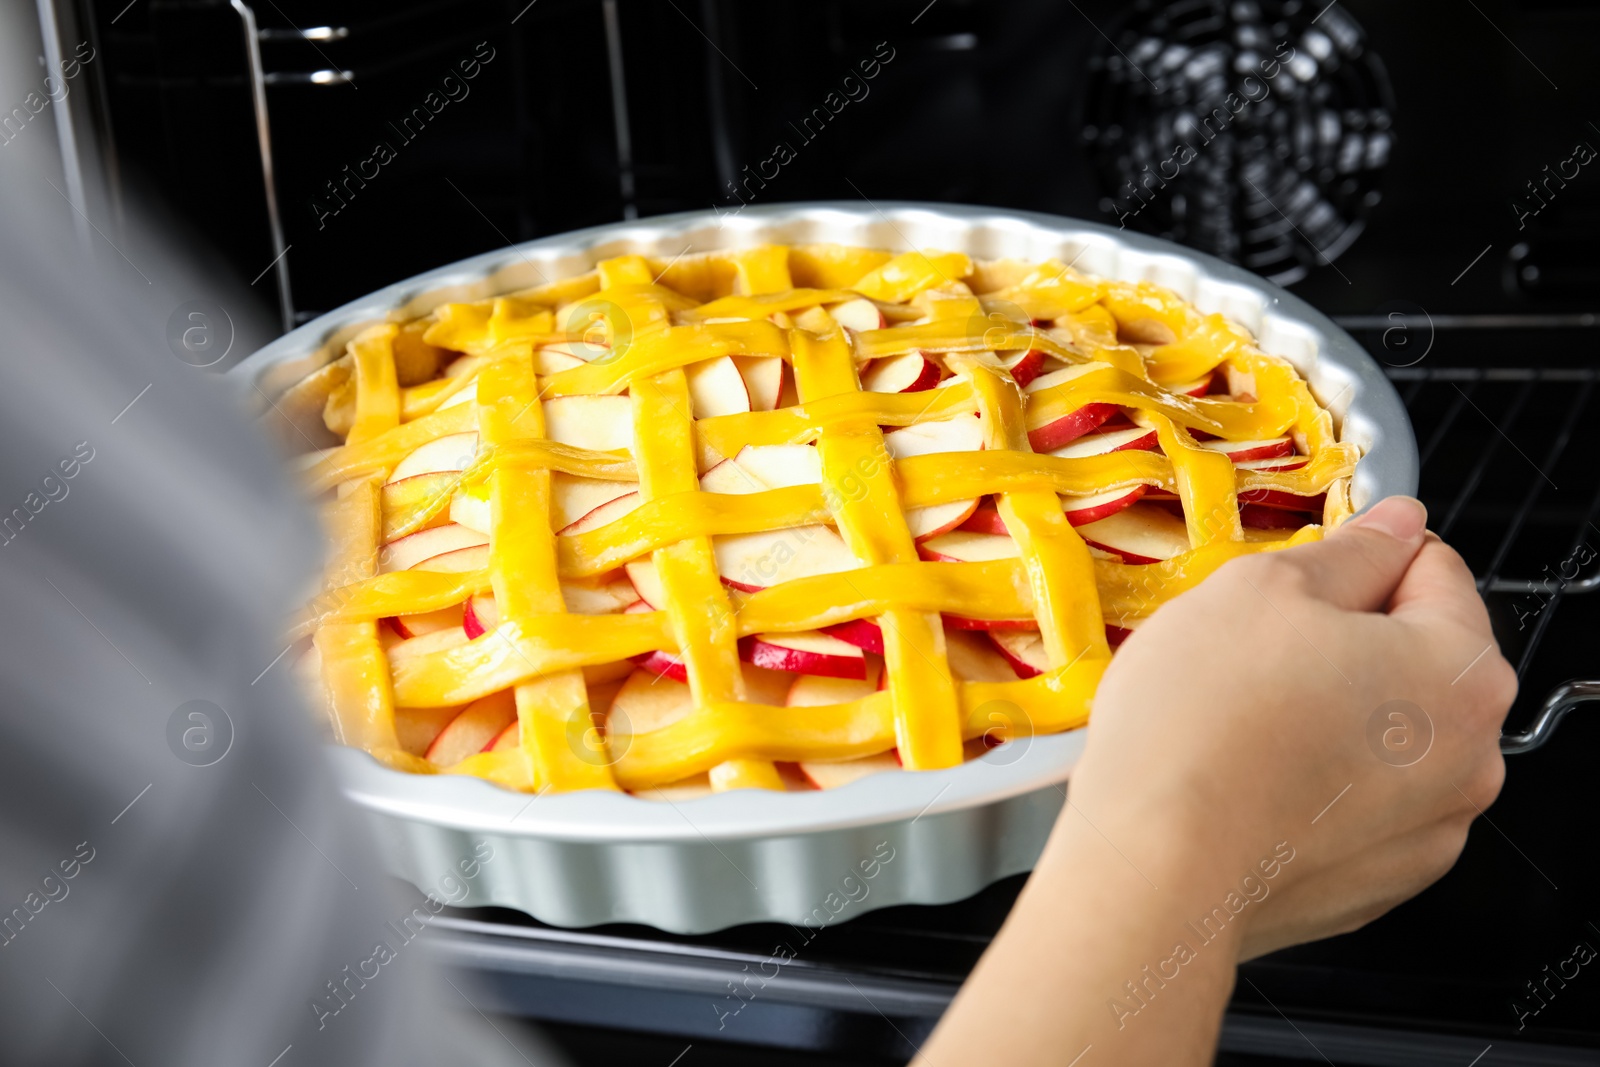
[286,244,1357,798]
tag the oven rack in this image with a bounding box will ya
[1384,366,1600,753]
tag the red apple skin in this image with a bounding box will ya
[1063,486,1147,527]
[907,499,982,542]
[1120,430,1160,452]
[482,723,512,754]
[631,649,689,682]
[742,637,866,680]
[1237,489,1325,512]
[1006,350,1046,388]
[989,638,1043,679]
[1082,427,1160,454]
[462,599,485,639]
[1027,403,1118,452]
[621,600,689,680]
[904,363,941,393]
[1082,539,1161,565]
[1182,373,1213,398]
[1240,505,1314,530]
[1212,439,1294,463]
[958,500,1007,536]
[1240,457,1310,473]
[1106,624,1134,647]
[960,486,1147,534]
[897,355,941,393]
[943,614,1039,632]
[862,353,941,394]
[821,618,885,655]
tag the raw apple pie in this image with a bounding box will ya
[287,244,1357,798]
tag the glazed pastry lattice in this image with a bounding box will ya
[289,244,1357,797]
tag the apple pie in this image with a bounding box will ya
[287,244,1357,798]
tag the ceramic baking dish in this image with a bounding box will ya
[236,202,1418,933]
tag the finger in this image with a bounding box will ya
[1275,496,1429,612]
[1387,534,1494,635]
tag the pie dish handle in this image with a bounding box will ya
[1499,679,1600,754]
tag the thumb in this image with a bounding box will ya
[1279,496,1429,612]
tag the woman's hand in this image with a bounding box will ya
[922,498,1516,1066]
[1078,494,1515,959]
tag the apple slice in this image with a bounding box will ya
[465,580,635,641]
[624,558,666,608]
[820,618,884,655]
[386,628,471,664]
[957,486,1145,535]
[1023,363,1105,394]
[1050,424,1159,458]
[425,691,517,766]
[957,499,1006,536]
[608,669,694,738]
[463,592,497,638]
[385,472,468,532]
[437,389,476,411]
[631,651,687,682]
[862,353,940,394]
[1198,436,1294,462]
[800,751,902,790]
[786,660,883,707]
[394,704,461,757]
[1062,485,1147,526]
[412,543,489,574]
[733,355,784,411]
[989,630,1048,679]
[534,347,585,376]
[388,432,480,483]
[884,416,987,460]
[540,340,604,364]
[714,525,860,592]
[1170,372,1214,398]
[918,530,1020,563]
[998,349,1047,388]
[446,483,490,536]
[945,628,1020,682]
[1106,624,1135,648]
[390,604,467,639]
[1234,456,1310,474]
[557,491,642,536]
[1027,404,1118,453]
[1241,505,1314,530]
[626,594,687,681]
[685,355,753,418]
[905,499,981,541]
[562,576,640,614]
[381,523,490,573]
[733,444,822,488]
[1237,489,1325,512]
[1079,503,1191,564]
[741,661,794,706]
[829,298,886,331]
[700,458,767,495]
[744,630,866,679]
[551,474,641,529]
[484,719,520,753]
[542,395,634,452]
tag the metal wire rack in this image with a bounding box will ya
[1386,364,1600,749]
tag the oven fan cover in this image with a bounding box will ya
[1083,0,1395,285]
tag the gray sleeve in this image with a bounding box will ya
[0,178,563,1066]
